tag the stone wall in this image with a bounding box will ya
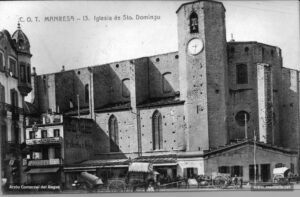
[139,105,185,153]
[279,68,299,150]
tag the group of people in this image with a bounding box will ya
[232,175,243,189]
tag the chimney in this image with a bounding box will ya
[61,65,65,72]
[32,67,36,76]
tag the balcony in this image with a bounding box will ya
[28,158,62,166]
[26,137,63,145]
[0,102,7,116]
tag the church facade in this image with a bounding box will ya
[21,0,300,187]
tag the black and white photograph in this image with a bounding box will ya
[0,0,299,194]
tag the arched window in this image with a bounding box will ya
[85,84,89,104]
[152,110,163,150]
[109,115,119,152]
[190,12,199,33]
[235,111,250,126]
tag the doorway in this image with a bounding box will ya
[260,164,270,182]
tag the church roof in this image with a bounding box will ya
[12,23,31,54]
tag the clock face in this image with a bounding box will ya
[187,38,204,55]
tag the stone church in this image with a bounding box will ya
[21,0,299,186]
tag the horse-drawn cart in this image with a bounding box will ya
[273,167,292,185]
[108,162,155,192]
[211,172,232,189]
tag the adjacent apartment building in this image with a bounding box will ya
[0,23,32,184]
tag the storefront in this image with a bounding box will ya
[203,140,298,182]
[26,167,61,184]
[64,159,129,189]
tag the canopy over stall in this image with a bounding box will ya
[128,162,153,173]
[273,167,290,177]
[80,172,103,185]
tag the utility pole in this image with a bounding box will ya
[245,113,248,140]
[253,130,257,186]
[77,94,80,119]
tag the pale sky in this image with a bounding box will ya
[0,0,299,75]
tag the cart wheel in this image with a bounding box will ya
[273,175,284,184]
[109,180,125,192]
[213,176,227,189]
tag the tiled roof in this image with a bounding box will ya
[94,102,131,113]
[203,140,297,157]
[64,107,90,116]
[137,97,184,109]
[68,159,129,167]
[133,154,177,164]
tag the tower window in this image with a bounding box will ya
[152,110,163,150]
[190,12,199,33]
[85,84,89,104]
[236,64,248,84]
[20,64,26,83]
[235,111,250,126]
[109,115,119,152]
[26,65,31,83]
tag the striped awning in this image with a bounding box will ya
[128,162,153,173]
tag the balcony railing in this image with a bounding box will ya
[28,158,62,166]
[0,102,24,117]
[26,137,62,145]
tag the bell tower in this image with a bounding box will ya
[12,23,32,97]
[177,0,229,151]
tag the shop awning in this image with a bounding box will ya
[273,167,290,175]
[133,154,177,166]
[27,168,59,174]
[128,162,153,173]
